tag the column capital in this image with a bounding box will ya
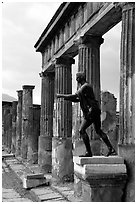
[114,2,135,11]
[74,35,104,48]
[54,56,75,66]
[22,85,35,90]
[39,71,55,78]
[17,90,23,94]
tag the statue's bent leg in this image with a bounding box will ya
[79,119,92,157]
[94,118,117,156]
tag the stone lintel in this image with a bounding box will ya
[22,85,35,90]
[73,156,124,165]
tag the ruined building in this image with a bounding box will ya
[2,2,135,202]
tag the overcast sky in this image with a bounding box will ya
[2,1,121,110]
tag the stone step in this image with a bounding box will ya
[74,163,127,178]
[73,156,124,165]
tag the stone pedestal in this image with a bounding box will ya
[73,156,127,202]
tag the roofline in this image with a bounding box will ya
[34,2,67,50]
[34,2,83,52]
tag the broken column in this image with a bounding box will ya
[27,105,40,164]
[38,71,54,173]
[73,156,127,202]
[52,56,74,181]
[21,85,35,160]
[15,90,23,157]
[11,101,18,153]
[101,91,118,155]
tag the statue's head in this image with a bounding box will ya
[76,72,86,83]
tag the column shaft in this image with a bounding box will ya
[21,85,35,160]
[119,3,135,145]
[11,101,18,153]
[16,90,23,156]
[38,72,54,173]
[27,105,40,164]
[74,35,103,156]
[52,57,74,181]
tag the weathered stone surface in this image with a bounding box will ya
[21,85,35,160]
[38,72,54,173]
[101,91,118,155]
[15,90,23,157]
[73,155,124,165]
[25,173,44,179]
[52,137,74,182]
[73,156,127,202]
[23,176,48,189]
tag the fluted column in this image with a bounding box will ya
[38,71,55,173]
[119,2,135,145]
[118,3,135,202]
[2,105,11,147]
[75,35,104,155]
[21,85,35,160]
[52,56,74,181]
[77,35,104,103]
[11,101,18,153]
[15,90,23,157]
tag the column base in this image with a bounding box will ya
[73,156,127,202]
[52,137,74,182]
[38,135,52,173]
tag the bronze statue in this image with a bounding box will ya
[56,72,116,157]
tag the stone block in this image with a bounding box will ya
[23,174,49,189]
[73,156,124,165]
[73,156,127,202]
[2,153,15,159]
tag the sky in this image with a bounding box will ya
[2,1,121,110]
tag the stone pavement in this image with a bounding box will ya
[2,149,82,202]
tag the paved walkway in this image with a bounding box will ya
[2,149,82,202]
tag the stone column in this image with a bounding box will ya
[52,56,74,182]
[27,105,40,164]
[7,111,12,153]
[74,35,104,156]
[21,85,35,160]
[2,105,11,147]
[16,90,23,157]
[11,101,18,153]
[119,2,135,145]
[38,71,54,173]
[118,3,135,202]
[77,35,104,103]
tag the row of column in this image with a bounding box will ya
[2,3,134,183]
[3,85,40,164]
[39,2,134,181]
